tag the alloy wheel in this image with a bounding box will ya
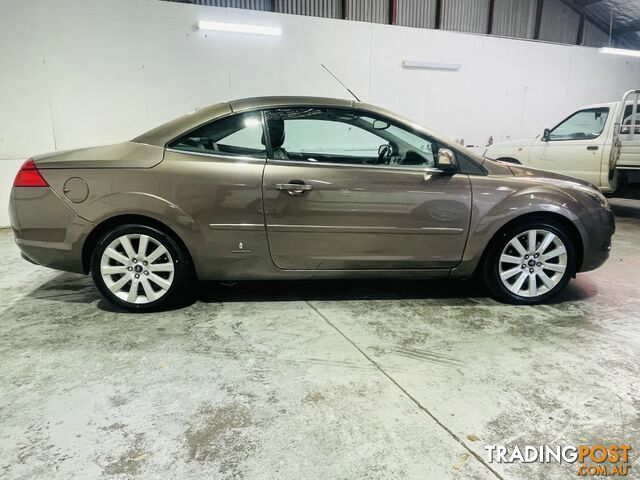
[498,229,568,298]
[99,234,175,304]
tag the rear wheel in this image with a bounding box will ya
[483,220,576,304]
[91,224,191,312]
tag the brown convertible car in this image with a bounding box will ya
[9,97,614,311]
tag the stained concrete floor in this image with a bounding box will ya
[1,200,639,480]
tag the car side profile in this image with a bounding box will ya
[9,97,615,311]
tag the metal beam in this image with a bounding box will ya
[434,0,443,29]
[533,0,544,39]
[487,0,495,34]
[342,0,348,20]
[574,0,603,6]
[615,20,640,35]
[558,0,611,35]
[576,13,585,45]
[389,0,398,25]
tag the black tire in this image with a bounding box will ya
[91,224,192,312]
[483,219,577,305]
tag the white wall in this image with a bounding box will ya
[1,0,639,226]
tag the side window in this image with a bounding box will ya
[169,112,266,158]
[621,104,640,135]
[548,108,609,141]
[263,107,436,167]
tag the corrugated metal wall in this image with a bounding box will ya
[492,0,537,39]
[396,0,437,29]
[538,0,580,44]
[188,0,274,10]
[278,0,342,18]
[582,20,611,48]
[346,0,389,24]
[162,0,622,49]
[442,0,490,34]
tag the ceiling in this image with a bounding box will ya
[573,0,640,48]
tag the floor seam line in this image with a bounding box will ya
[304,299,504,480]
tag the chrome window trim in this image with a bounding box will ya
[166,148,266,164]
[266,158,446,174]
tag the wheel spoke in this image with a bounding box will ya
[500,266,522,280]
[528,274,538,297]
[527,230,537,252]
[127,279,139,303]
[101,265,128,275]
[537,232,556,254]
[149,262,174,273]
[542,263,565,273]
[541,247,566,262]
[510,271,528,293]
[146,246,165,263]
[140,278,157,302]
[138,235,149,258]
[119,236,137,260]
[148,273,171,290]
[509,238,527,256]
[105,248,129,265]
[538,270,556,289]
[500,254,522,265]
[108,274,131,293]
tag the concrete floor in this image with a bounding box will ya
[1,200,639,480]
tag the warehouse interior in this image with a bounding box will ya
[1,0,639,479]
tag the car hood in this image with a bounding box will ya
[488,137,536,149]
[33,142,164,169]
[508,163,596,188]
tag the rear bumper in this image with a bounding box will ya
[578,206,615,272]
[9,187,93,274]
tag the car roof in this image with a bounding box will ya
[134,96,355,146]
[132,95,485,164]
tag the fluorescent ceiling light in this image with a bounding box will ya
[403,60,461,71]
[599,47,640,58]
[198,20,281,36]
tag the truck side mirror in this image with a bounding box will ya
[542,128,551,142]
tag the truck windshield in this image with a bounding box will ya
[549,107,609,141]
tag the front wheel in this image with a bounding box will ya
[483,220,576,304]
[91,225,191,312]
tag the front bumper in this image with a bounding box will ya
[9,187,93,274]
[578,206,615,272]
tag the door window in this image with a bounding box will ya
[169,112,266,158]
[263,107,437,167]
[548,108,609,141]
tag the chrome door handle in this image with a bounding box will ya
[275,182,313,196]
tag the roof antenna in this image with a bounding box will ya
[321,64,361,102]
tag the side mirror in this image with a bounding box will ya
[436,148,457,174]
[542,128,551,142]
[372,119,389,130]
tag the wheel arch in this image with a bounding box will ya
[81,214,195,274]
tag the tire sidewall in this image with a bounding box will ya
[484,220,576,304]
[91,224,189,312]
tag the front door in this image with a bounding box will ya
[528,107,609,186]
[261,107,472,270]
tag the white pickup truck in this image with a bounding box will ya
[484,89,640,195]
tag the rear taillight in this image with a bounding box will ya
[13,158,48,187]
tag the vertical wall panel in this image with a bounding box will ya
[396,0,437,29]
[442,0,490,34]
[492,0,537,39]
[190,0,274,10]
[538,0,580,44]
[278,0,343,18]
[582,20,610,48]
[346,0,390,24]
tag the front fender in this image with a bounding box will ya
[453,177,590,277]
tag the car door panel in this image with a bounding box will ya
[263,162,472,270]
